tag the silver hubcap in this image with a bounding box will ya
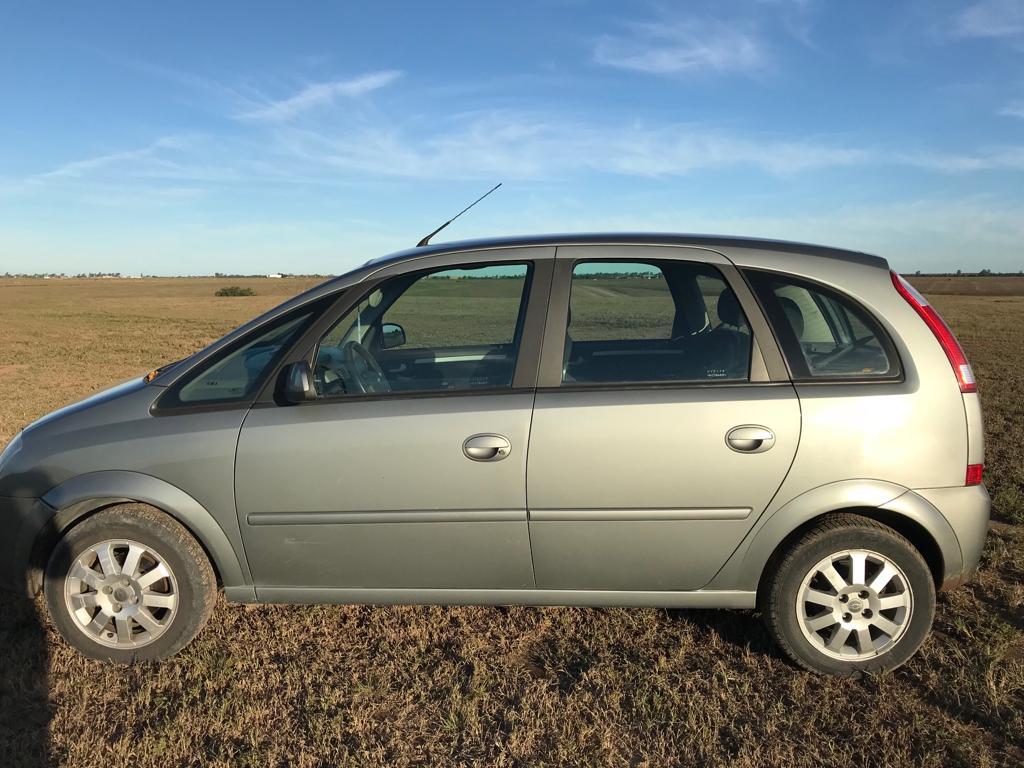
[63,539,178,649]
[796,548,913,661]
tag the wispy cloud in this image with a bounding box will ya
[594,18,767,76]
[247,108,1024,180]
[266,111,870,180]
[28,134,237,187]
[11,61,1024,209]
[900,146,1024,172]
[952,0,1024,39]
[15,108,1024,198]
[240,70,403,122]
[1000,101,1024,118]
[34,136,201,180]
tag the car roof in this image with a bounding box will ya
[362,232,888,270]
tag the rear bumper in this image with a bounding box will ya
[914,484,991,590]
[0,495,55,596]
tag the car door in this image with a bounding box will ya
[526,245,800,592]
[234,247,553,593]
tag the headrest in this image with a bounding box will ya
[779,296,804,339]
[717,290,741,327]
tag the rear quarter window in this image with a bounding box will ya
[745,270,901,381]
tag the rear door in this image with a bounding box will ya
[526,245,800,591]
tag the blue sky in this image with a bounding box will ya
[1,0,1023,275]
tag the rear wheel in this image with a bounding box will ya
[44,504,216,663]
[762,514,935,676]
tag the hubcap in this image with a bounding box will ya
[796,548,913,661]
[63,539,178,649]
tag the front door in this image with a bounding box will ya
[527,248,800,591]
[235,252,552,591]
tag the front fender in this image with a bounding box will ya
[37,470,250,593]
[705,479,963,591]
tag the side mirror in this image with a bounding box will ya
[380,322,406,350]
[283,360,316,403]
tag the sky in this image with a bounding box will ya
[1,0,1023,275]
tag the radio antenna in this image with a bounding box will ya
[416,182,502,247]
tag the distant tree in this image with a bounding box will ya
[215,286,257,297]
[955,269,962,276]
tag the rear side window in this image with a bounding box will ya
[746,270,900,380]
[562,260,751,384]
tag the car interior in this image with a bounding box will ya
[771,283,893,377]
[562,262,752,384]
[313,266,530,396]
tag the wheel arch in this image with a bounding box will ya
[707,480,963,595]
[754,508,946,609]
[28,471,250,596]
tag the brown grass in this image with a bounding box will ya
[908,275,1024,296]
[0,277,1022,767]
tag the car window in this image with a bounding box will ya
[169,309,317,406]
[562,261,751,384]
[747,271,897,379]
[314,263,531,396]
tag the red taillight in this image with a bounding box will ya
[891,271,977,393]
[966,463,983,486]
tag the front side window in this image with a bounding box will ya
[562,261,751,384]
[313,263,531,396]
[746,271,898,379]
[164,308,317,407]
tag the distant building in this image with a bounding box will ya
[267,273,283,279]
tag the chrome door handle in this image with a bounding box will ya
[726,425,776,453]
[463,434,511,462]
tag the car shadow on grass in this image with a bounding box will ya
[662,607,790,667]
[0,592,50,768]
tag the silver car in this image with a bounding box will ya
[0,234,989,675]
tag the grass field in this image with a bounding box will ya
[0,276,1022,767]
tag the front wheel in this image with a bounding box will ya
[762,514,936,676]
[44,504,216,663]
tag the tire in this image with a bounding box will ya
[761,514,936,676]
[44,504,216,663]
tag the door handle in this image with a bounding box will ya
[726,425,776,454]
[463,433,511,462]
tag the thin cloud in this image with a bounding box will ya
[594,19,767,76]
[900,146,1024,172]
[13,105,1024,201]
[952,0,1024,38]
[34,136,195,180]
[999,101,1024,118]
[240,70,403,122]
[28,135,238,188]
[269,112,871,179]
[268,109,1024,180]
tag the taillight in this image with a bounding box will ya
[966,464,984,485]
[890,271,977,393]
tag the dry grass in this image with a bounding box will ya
[0,277,1022,767]
[908,275,1024,296]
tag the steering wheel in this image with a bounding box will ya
[343,341,391,394]
[814,334,878,368]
